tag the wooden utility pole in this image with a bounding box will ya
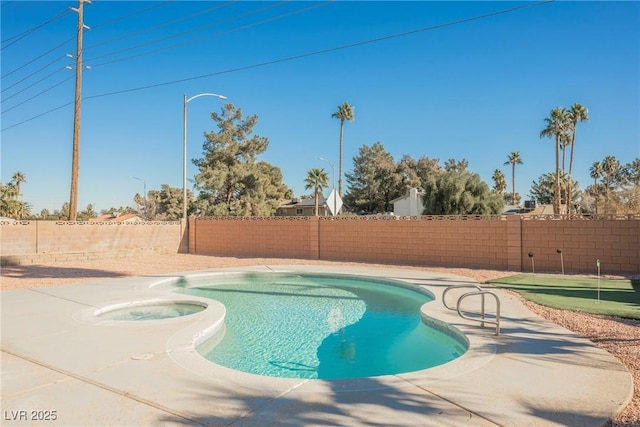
[69,0,88,221]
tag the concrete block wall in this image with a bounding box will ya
[0,221,36,254]
[521,219,640,275]
[190,216,639,274]
[190,217,319,260]
[319,217,509,269]
[1,220,185,265]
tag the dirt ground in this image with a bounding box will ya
[1,254,638,426]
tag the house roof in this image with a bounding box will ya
[278,198,327,208]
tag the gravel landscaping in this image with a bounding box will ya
[1,254,637,426]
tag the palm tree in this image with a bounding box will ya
[304,168,329,216]
[504,152,523,206]
[601,155,620,214]
[589,161,603,214]
[540,107,570,215]
[11,171,26,198]
[492,169,507,195]
[566,104,589,217]
[331,102,354,197]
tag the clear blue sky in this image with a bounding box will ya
[2,1,639,214]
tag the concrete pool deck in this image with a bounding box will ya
[0,265,633,426]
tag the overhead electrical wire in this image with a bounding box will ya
[1,0,237,101]
[1,1,179,89]
[90,1,330,68]
[4,0,311,108]
[86,1,288,63]
[1,36,75,80]
[1,0,554,132]
[1,8,71,50]
[1,76,74,114]
[86,0,236,50]
[89,0,174,31]
[1,67,68,102]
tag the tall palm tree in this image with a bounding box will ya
[11,171,26,198]
[566,104,589,218]
[504,152,523,206]
[540,107,570,215]
[331,102,354,197]
[304,168,329,216]
[589,161,603,214]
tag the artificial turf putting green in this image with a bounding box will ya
[485,274,640,319]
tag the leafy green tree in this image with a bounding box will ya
[77,204,97,221]
[240,162,290,216]
[444,158,469,173]
[622,158,640,186]
[193,103,289,216]
[304,168,329,216]
[504,151,523,206]
[540,107,570,214]
[145,185,190,220]
[332,102,354,197]
[344,142,400,214]
[397,155,442,190]
[565,104,589,217]
[530,172,580,208]
[422,169,503,215]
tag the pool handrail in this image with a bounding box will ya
[456,290,501,336]
[442,284,483,310]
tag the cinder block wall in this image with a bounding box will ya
[0,221,37,254]
[319,217,509,269]
[1,221,184,263]
[190,216,639,274]
[521,219,640,275]
[190,217,319,260]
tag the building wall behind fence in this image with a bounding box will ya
[190,216,639,275]
[1,220,186,265]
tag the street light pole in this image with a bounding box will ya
[183,92,227,221]
[318,157,336,216]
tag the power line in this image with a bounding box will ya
[86,1,236,50]
[1,54,69,94]
[1,0,554,132]
[90,1,330,68]
[1,8,71,50]
[1,67,68,102]
[90,0,174,30]
[88,1,555,98]
[1,1,175,87]
[1,37,75,80]
[86,1,287,64]
[1,76,74,114]
[4,0,303,109]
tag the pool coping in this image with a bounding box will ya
[1,265,634,426]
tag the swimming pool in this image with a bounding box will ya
[174,273,468,380]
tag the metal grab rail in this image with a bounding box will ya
[442,284,483,310]
[442,284,485,325]
[456,291,501,336]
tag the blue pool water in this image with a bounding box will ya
[177,273,467,380]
